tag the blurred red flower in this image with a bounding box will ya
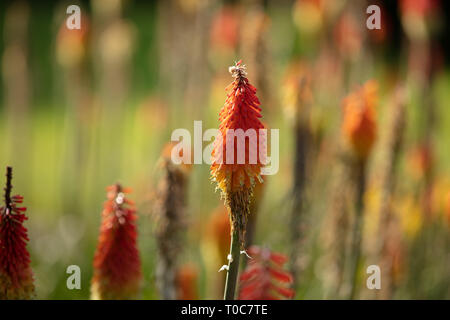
[239,246,294,300]
[91,184,142,299]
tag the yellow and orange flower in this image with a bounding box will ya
[210,60,265,244]
[342,80,378,160]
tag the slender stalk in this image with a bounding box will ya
[4,166,13,211]
[224,226,241,300]
[375,94,405,299]
[290,122,308,288]
[348,159,366,299]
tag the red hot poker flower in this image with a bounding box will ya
[0,166,35,299]
[91,184,142,300]
[239,246,295,300]
[211,60,266,245]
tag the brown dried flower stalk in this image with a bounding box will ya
[375,88,406,299]
[155,142,191,300]
[282,63,313,288]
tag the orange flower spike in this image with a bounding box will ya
[342,80,378,160]
[211,60,265,245]
[91,184,142,300]
[0,167,35,299]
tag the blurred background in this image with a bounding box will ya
[0,0,449,299]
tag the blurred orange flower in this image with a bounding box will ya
[210,6,240,52]
[408,143,433,180]
[292,0,324,36]
[176,264,198,300]
[342,80,378,160]
[160,141,192,175]
[399,0,440,17]
[207,205,231,259]
[334,12,362,60]
[56,13,89,68]
[239,246,295,300]
[399,0,441,40]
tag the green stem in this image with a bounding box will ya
[349,160,366,299]
[223,226,241,300]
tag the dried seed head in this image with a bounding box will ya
[155,142,190,300]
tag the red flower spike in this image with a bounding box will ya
[0,166,35,299]
[91,184,142,300]
[238,246,295,300]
